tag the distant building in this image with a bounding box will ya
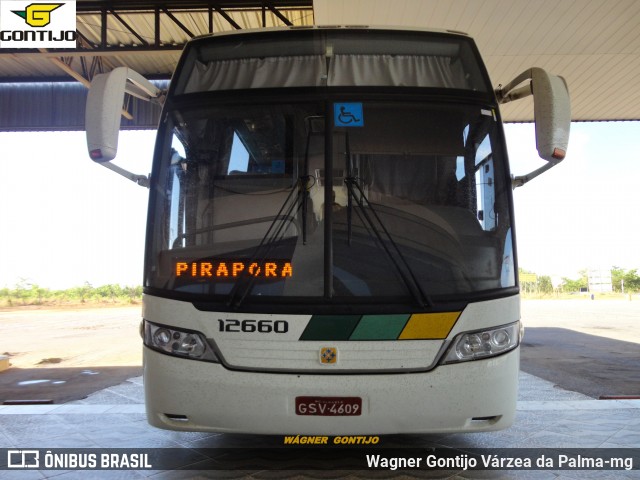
[588,268,613,293]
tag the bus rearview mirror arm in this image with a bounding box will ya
[101,162,150,188]
[85,67,164,188]
[495,67,571,189]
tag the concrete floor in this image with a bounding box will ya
[1,371,639,479]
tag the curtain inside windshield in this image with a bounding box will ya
[178,31,488,94]
[183,54,472,92]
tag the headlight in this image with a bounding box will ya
[440,322,520,364]
[144,320,219,362]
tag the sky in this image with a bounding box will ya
[0,130,152,290]
[0,122,639,289]
[506,122,640,279]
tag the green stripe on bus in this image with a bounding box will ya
[349,314,410,340]
[299,315,361,340]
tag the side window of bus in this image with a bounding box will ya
[456,129,496,232]
[167,132,194,249]
[227,132,251,174]
[475,135,496,231]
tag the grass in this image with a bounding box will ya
[522,291,638,300]
[0,282,142,308]
[3,281,635,308]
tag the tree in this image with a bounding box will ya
[622,269,640,293]
[611,266,625,292]
[73,281,94,303]
[562,272,588,293]
[610,267,640,293]
[538,275,553,294]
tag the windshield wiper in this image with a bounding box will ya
[226,177,309,309]
[343,177,431,308]
[228,117,323,309]
[341,130,430,307]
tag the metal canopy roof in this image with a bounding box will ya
[1,0,639,127]
[0,1,314,82]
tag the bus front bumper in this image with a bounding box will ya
[143,346,519,435]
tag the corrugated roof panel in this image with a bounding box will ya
[103,52,181,77]
[0,55,62,78]
[52,82,88,128]
[0,83,82,130]
[0,82,166,132]
[111,13,159,45]
[75,7,314,47]
[157,13,196,44]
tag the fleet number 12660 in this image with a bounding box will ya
[218,319,289,333]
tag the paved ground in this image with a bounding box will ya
[0,306,142,405]
[0,305,142,369]
[1,373,639,478]
[521,327,640,398]
[1,299,639,478]
[519,299,640,399]
[522,298,640,343]
[2,299,640,404]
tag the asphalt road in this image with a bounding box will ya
[1,299,639,403]
[519,298,640,398]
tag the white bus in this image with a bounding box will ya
[86,26,570,434]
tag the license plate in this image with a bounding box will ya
[295,396,362,416]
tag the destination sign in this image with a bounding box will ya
[175,260,292,279]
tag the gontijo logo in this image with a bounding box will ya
[12,3,62,27]
[0,1,76,48]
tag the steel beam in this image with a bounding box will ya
[2,0,313,84]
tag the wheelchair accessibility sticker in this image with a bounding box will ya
[334,103,364,127]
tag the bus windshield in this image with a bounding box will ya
[146,98,515,305]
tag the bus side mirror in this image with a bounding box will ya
[496,67,571,188]
[85,67,162,187]
[532,69,571,162]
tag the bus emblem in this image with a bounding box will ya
[320,347,337,365]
